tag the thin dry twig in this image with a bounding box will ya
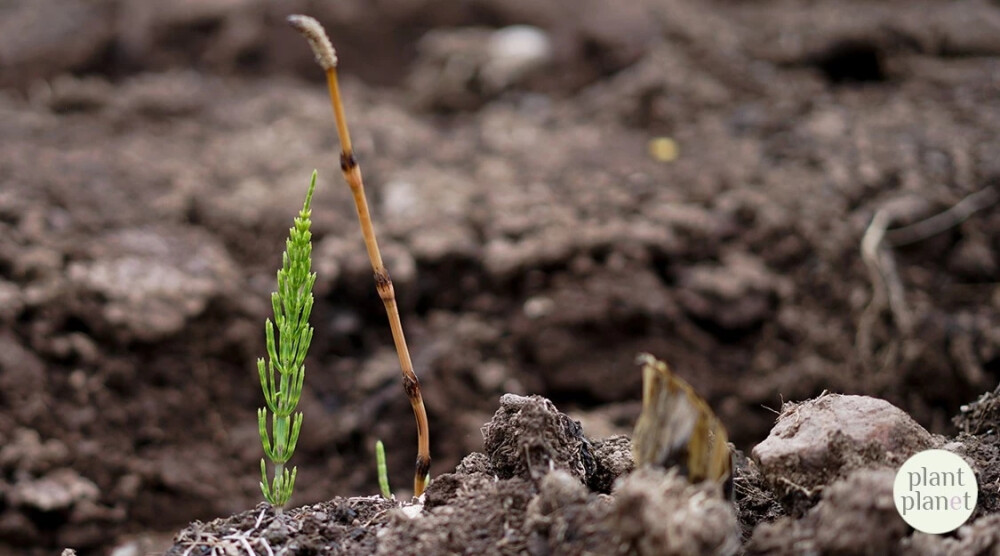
[863,210,911,330]
[288,14,431,496]
[778,476,821,498]
[223,533,256,556]
[858,186,998,373]
[760,404,780,416]
[857,209,911,373]
[885,186,999,247]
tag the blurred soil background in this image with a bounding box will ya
[1,0,999,552]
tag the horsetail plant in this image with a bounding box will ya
[258,170,318,512]
[288,14,432,496]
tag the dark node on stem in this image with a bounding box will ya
[374,269,392,288]
[415,455,431,479]
[340,151,357,171]
[402,375,421,398]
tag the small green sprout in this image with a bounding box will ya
[376,440,392,499]
[258,170,318,511]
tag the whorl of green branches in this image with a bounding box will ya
[258,170,318,510]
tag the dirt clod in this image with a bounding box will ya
[482,394,594,483]
[524,469,611,554]
[732,452,785,540]
[409,25,553,111]
[9,468,99,512]
[376,475,535,555]
[586,434,634,493]
[954,384,1000,435]
[748,468,905,555]
[610,467,741,556]
[67,226,240,342]
[168,499,399,556]
[752,394,937,510]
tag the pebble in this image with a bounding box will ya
[483,25,553,90]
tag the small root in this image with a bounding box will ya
[885,186,999,247]
[857,209,910,375]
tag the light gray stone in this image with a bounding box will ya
[751,394,936,503]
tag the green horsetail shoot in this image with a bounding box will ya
[257,171,318,511]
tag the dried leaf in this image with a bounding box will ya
[632,353,731,486]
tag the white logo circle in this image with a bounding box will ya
[893,449,977,534]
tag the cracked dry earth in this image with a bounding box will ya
[2,0,1000,553]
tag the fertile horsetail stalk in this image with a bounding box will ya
[288,14,431,497]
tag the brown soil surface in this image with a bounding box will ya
[2,0,1000,553]
[162,393,1000,555]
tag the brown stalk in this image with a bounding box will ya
[287,14,431,496]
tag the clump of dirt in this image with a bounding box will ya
[955,384,1000,435]
[483,394,594,483]
[947,386,1000,517]
[610,467,741,555]
[731,453,785,542]
[748,468,906,555]
[170,497,399,555]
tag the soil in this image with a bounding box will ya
[1,0,1000,553]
